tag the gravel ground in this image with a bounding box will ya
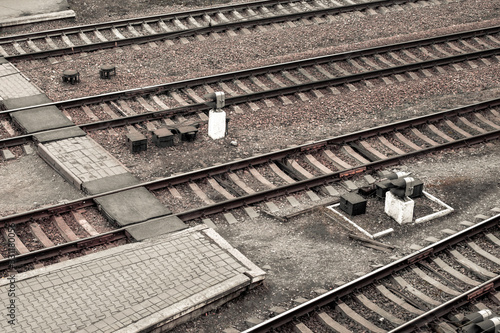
[0,152,83,216]
[1,0,500,332]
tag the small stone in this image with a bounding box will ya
[313,288,328,295]
[23,144,34,155]
[230,140,238,146]
[409,244,423,251]
[1,149,15,160]
[262,265,271,271]
[441,229,457,236]
[293,297,309,305]
[269,306,286,315]
[245,317,263,328]
[223,328,240,333]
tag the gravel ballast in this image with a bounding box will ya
[1,0,499,332]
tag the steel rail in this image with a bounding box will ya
[2,25,500,115]
[389,277,500,332]
[1,0,425,62]
[242,213,500,332]
[0,229,129,271]
[0,124,498,228]
[0,96,499,226]
[0,40,497,147]
[0,130,497,270]
[0,0,306,42]
[56,47,500,131]
[172,129,500,221]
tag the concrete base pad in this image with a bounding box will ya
[126,215,187,241]
[95,187,172,226]
[11,106,74,133]
[0,225,266,333]
[33,126,86,143]
[82,173,141,195]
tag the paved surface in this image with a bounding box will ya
[0,225,265,333]
[0,57,183,230]
[0,0,75,27]
[42,136,129,183]
[0,63,41,100]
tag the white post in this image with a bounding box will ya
[384,191,414,224]
[208,109,226,140]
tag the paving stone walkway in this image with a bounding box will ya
[0,62,41,100]
[0,225,265,333]
[42,136,129,183]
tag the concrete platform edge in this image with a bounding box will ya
[0,225,209,286]
[87,136,131,173]
[113,274,252,333]
[203,227,266,283]
[0,10,75,28]
[37,142,82,190]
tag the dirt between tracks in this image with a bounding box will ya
[2,0,500,332]
[168,142,500,333]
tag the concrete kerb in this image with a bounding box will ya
[0,10,75,28]
[37,142,83,190]
[414,191,454,224]
[113,274,251,333]
[203,227,266,284]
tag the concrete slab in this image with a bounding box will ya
[2,93,51,109]
[0,0,75,27]
[0,225,265,333]
[126,215,187,241]
[33,126,86,143]
[11,105,74,133]
[95,187,172,226]
[82,173,141,195]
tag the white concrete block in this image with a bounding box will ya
[208,109,226,140]
[384,191,414,224]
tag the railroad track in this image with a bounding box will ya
[240,212,500,332]
[0,205,127,275]
[1,25,499,158]
[0,0,445,62]
[1,97,498,274]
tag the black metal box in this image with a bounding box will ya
[375,179,392,200]
[126,132,147,153]
[177,125,198,142]
[339,192,367,216]
[408,178,424,198]
[152,128,174,148]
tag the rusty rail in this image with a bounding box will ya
[2,0,426,61]
[242,214,500,332]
